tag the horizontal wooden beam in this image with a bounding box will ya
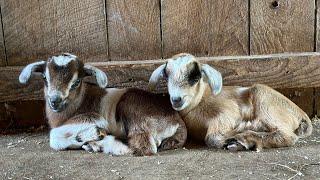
[1,52,320,102]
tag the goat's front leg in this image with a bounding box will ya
[49,113,107,151]
[205,118,235,149]
[224,130,298,152]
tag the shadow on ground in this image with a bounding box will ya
[1,120,319,179]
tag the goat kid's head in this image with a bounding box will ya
[149,53,222,111]
[19,53,108,112]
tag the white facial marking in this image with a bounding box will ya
[52,53,77,66]
[64,72,79,98]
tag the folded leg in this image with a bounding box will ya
[49,113,108,151]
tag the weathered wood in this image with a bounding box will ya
[0,0,108,66]
[1,53,320,102]
[250,0,314,54]
[162,0,248,58]
[278,88,314,117]
[0,11,6,67]
[317,0,320,51]
[107,0,161,61]
[0,103,7,128]
[315,87,320,117]
[0,101,45,130]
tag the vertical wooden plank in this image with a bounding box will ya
[0,103,7,128]
[251,0,314,54]
[107,0,161,61]
[0,0,6,66]
[251,0,315,117]
[315,87,320,117]
[162,0,249,58]
[315,0,320,117]
[1,0,108,66]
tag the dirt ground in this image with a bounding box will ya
[1,120,320,180]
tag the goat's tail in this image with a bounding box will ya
[294,114,313,138]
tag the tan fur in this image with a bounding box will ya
[151,53,313,151]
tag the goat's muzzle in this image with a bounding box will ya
[171,96,184,110]
[48,95,66,112]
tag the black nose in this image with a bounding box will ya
[49,96,62,108]
[171,97,182,104]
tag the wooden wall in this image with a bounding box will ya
[1,0,320,129]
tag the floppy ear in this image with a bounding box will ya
[19,61,46,84]
[201,64,223,95]
[148,63,167,91]
[84,64,108,88]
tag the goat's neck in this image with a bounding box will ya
[46,85,85,128]
[180,80,210,116]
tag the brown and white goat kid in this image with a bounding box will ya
[19,53,187,156]
[149,53,312,151]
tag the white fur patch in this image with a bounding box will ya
[149,134,158,154]
[63,72,79,98]
[95,119,108,129]
[52,53,77,66]
[237,87,249,94]
[50,123,98,150]
[99,136,132,155]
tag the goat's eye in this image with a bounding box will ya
[42,74,48,86]
[71,79,81,90]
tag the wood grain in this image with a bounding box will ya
[250,0,315,54]
[162,0,248,58]
[314,87,320,117]
[0,12,6,67]
[0,0,108,66]
[107,0,161,61]
[1,52,320,102]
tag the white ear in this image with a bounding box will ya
[84,64,108,88]
[201,64,222,95]
[19,61,46,84]
[148,63,167,91]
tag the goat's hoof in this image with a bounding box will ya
[82,142,102,153]
[75,135,83,142]
[76,126,107,143]
[159,138,179,151]
[224,138,246,152]
[96,127,106,140]
[133,148,155,156]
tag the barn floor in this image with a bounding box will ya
[1,120,320,180]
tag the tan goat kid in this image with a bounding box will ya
[19,53,187,156]
[149,53,313,151]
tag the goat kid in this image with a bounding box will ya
[149,53,312,152]
[19,53,187,156]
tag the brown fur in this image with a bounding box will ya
[116,89,187,155]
